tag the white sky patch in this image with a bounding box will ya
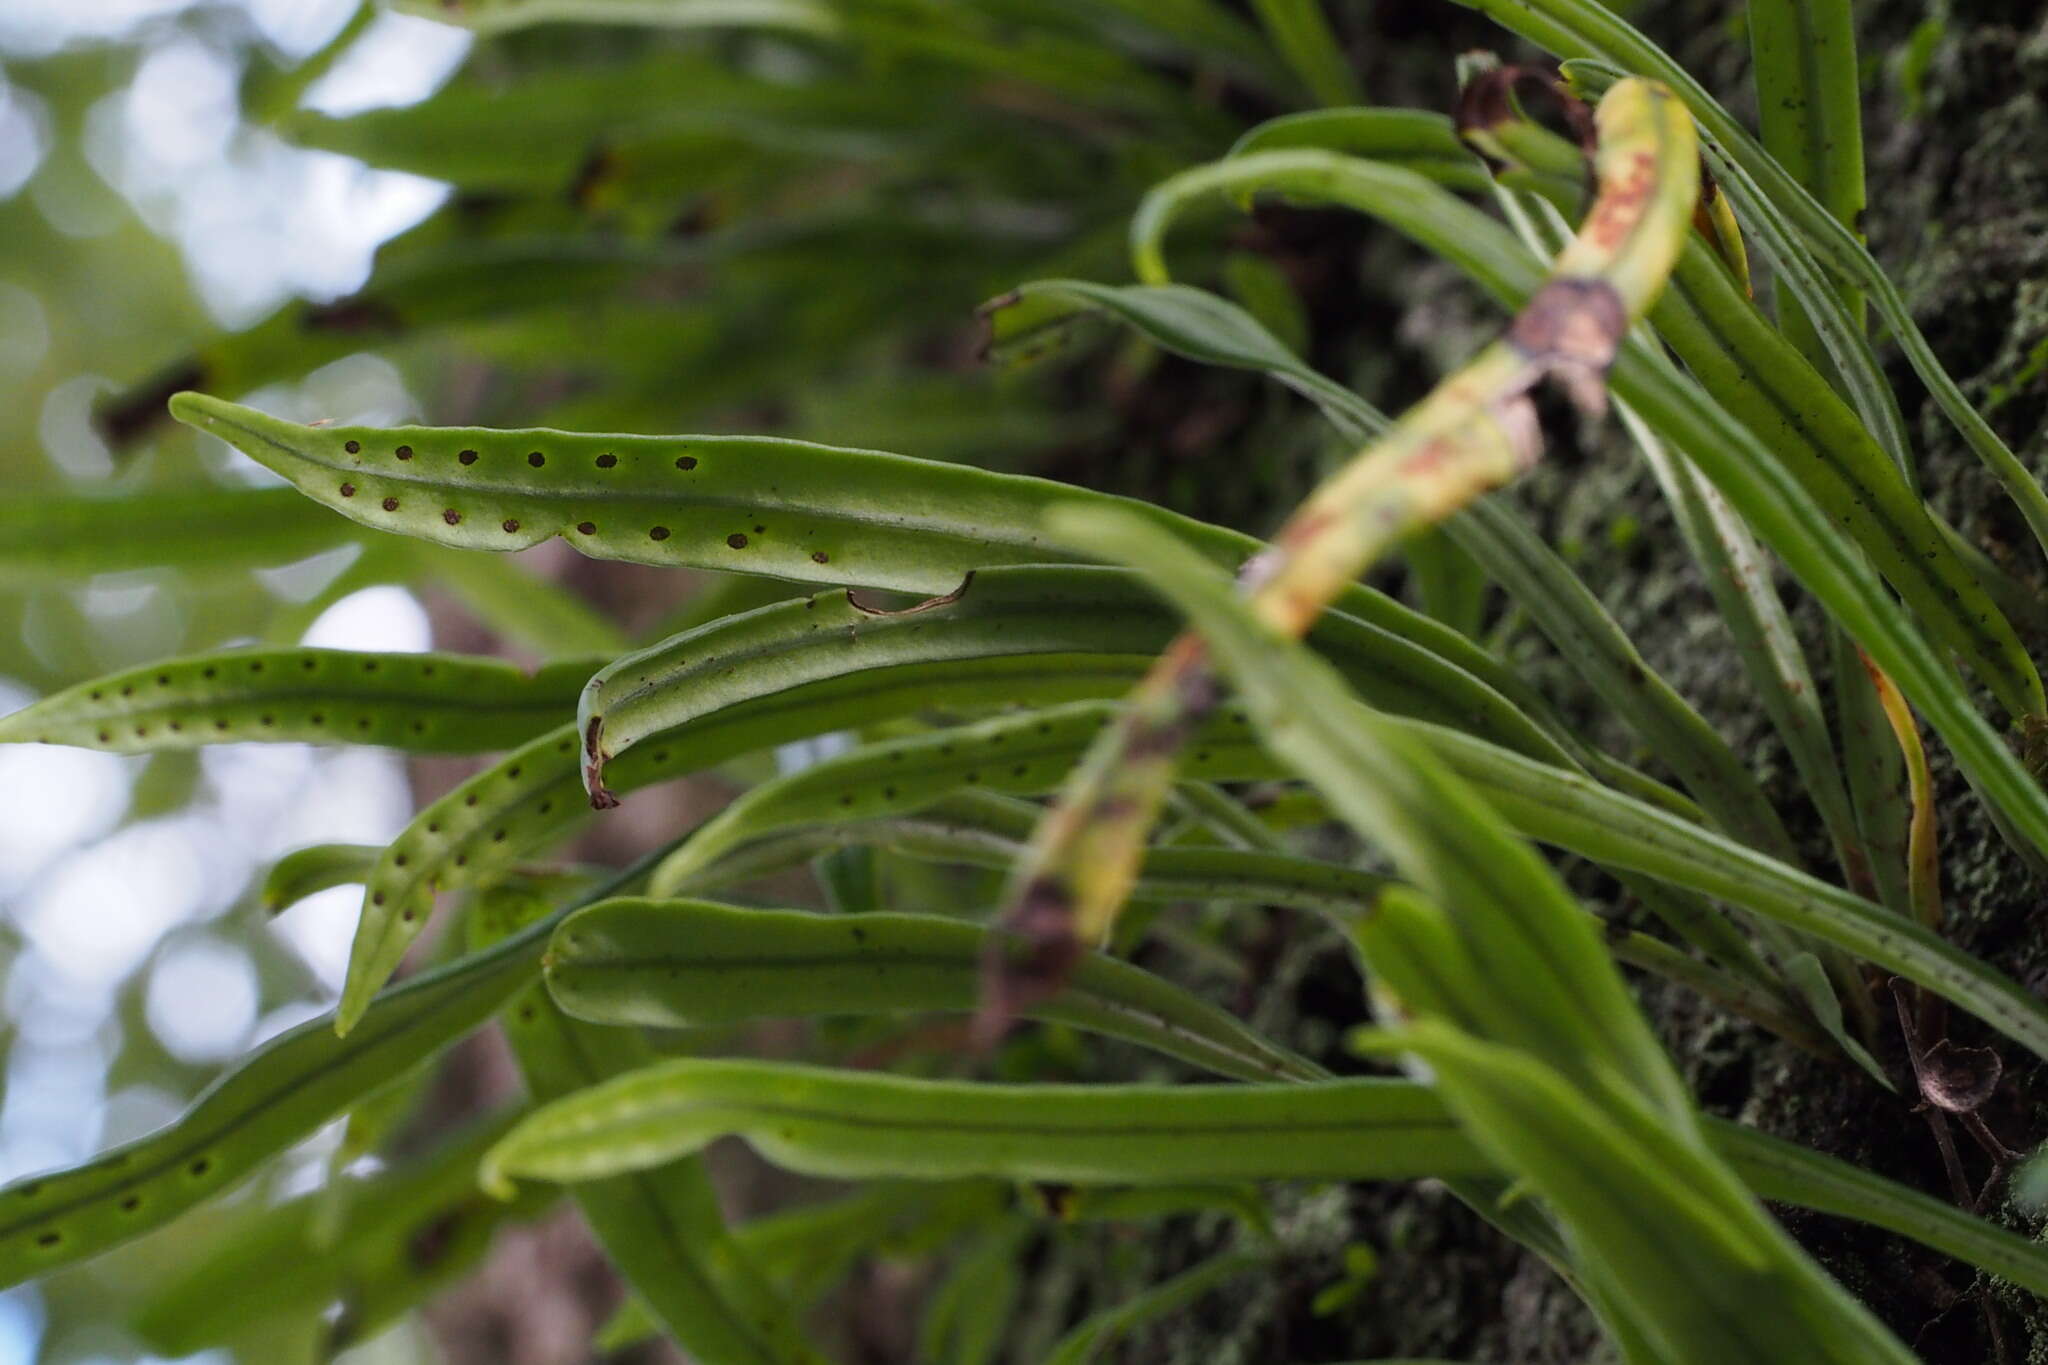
[13,820,210,987]
[0,76,47,200]
[303,585,431,653]
[270,884,360,994]
[301,10,471,117]
[0,738,133,901]
[146,936,259,1062]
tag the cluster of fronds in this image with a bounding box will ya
[5,2,2046,1361]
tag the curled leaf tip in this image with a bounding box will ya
[846,571,976,617]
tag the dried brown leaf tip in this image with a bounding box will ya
[973,873,1083,1049]
[1506,277,1628,419]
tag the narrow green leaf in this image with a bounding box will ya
[393,0,844,36]
[0,487,356,584]
[1410,720,2048,1065]
[472,1059,2048,1298]
[1246,0,1361,106]
[579,565,1561,807]
[0,648,594,756]
[1044,1250,1267,1365]
[544,898,1325,1083]
[167,391,1534,731]
[480,1059,1486,1197]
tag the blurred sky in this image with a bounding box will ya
[0,4,480,1360]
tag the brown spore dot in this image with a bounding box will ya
[363,659,379,672]
[382,497,399,512]
[395,445,413,460]
[214,720,230,732]
[189,1158,212,1177]
[528,451,545,467]
[442,508,461,525]
[454,854,468,867]
[576,521,597,535]
[302,658,317,671]
[675,455,697,470]
[464,794,479,807]
[753,524,765,534]
[811,551,830,564]
[649,526,671,541]
[168,721,182,732]
[259,716,275,727]
[201,667,216,679]
[491,829,507,842]
[502,518,520,533]
[156,674,169,686]
[537,800,553,814]
[344,440,361,454]
[120,685,133,697]
[307,714,322,726]
[339,482,356,497]
[727,533,749,549]
[410,720,426,734]
[96,730,110,743]
[249,661,264,673]
[595,453,617,469]
[120,1196,141,1212]
[35,1233,59,1248]
[88,690,101,700]
[426,822,440,833]
[458,449,478,465]
[133,726,147,738]
[507,766,522,779]
[371,892,386,906]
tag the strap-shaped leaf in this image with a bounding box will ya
[0,649,595,755]
[0,486,356,584]
[578,565,1558,806]
[473,1056,2048,1299]
[469,880,822,1365]
[166,391,1538,733]
[480,1059,1485,1196]
[1406,717,2048,1065]
[544,898,1324,1083]
[393,0,844,37]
